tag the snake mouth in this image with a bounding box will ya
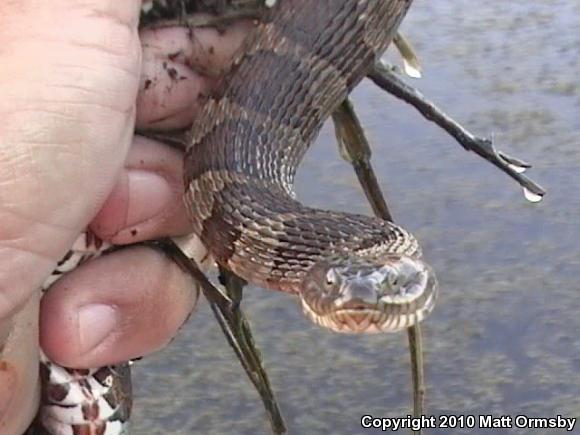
[301,296,436,333]
[321,307,390,334]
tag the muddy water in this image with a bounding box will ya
[132,2,580,434]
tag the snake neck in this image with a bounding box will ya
[185,0,415,292]
[186,174,419,293]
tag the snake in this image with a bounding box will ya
[28,0,437,433]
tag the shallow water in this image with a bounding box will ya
[131,2,580,434]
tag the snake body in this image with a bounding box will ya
[31,0,436,433]
[30,233,132,435]
[184,0,436,333]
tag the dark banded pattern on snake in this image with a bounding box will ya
[31,0,437,433]
[183,0,436,331]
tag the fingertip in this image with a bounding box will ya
[90,136,192,244]
[140,19,252,76]
[136,57,206,129]
[136,18,253,130]
[40,247,199,368]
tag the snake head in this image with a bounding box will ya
[301,255,437,333]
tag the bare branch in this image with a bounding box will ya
[368,62,546,199]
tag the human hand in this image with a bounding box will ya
[0,2,250,432]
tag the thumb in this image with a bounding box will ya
[0,1,143,319]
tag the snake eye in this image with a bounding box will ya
[382,269,401,290]
[325,268,339,287]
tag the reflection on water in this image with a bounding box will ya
[132,1,580,434]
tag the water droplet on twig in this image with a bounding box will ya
[523,188,543,203]
[507,163,527,174]
[403,60,422,79]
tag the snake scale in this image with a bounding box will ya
[28,0,437,433]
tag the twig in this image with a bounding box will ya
[332,99,393,221]
[219,267,287,434]
[141,9,263,30]
[140,0,269,30]
[332,99,425,435]
[393,33,422,79]
[407,325,425,432]
[368,62,546,199]
[154,239,286,434]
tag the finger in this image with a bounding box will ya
[136,18,252,130]
[89,135,192,244]
[0,1,143,320]
[0,296,40,434]
[40,246,199,368]
[142,17,254,76]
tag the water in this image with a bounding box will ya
[523,187,543,203]
[131,2,580,434]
